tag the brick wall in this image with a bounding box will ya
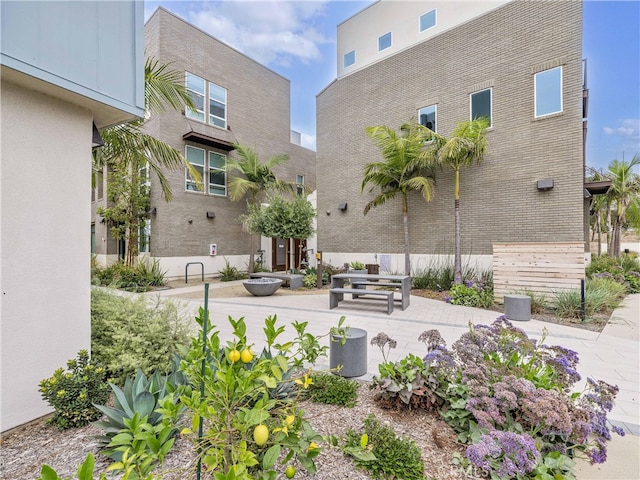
[317,1,584,257]
[144,8,316,258]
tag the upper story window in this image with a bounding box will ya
[296,174,305,196]
[470,88,492,127]
[378,32,392,52]
[344,50,356,68]
[535,66,562,117]
[420,9,436,32]
[418,105,437,132]
[185,145,227,196]
[185,72,228,129]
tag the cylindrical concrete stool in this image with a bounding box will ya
[504,294,532,321]
[330,327,367,377]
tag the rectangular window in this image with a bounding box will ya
[418,105,437,132]
[378,32,392,51]
[208,151,226,196]
[296,174,305,196]
[470,88,492,126]
[139,219,150,253]
[209,82,227,128]
[185,145,205,191]
[535,66,562,117]
[96,170,104,200]
[420,9,436,32]
[91,224,96,254]
[343,50,356,68]
[185,72,206,122]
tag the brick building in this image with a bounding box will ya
[92,7,316,278]
[317,0,590,276]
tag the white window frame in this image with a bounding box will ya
[343,50,356,68]
[139,219,151,253]
[185,145,205,192]
[378,32,392,52]
[185,72,206,122]
[208,81,227,129]
[208,151,227,197]
[418,105,437,132]
[470,88,492,127]
[419,9,437,32]
[534,66,563,118]
[296,174,305,196]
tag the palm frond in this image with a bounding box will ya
[144,57,195,115]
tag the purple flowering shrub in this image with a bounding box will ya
[370,317,624,479]
[447,279,494,308]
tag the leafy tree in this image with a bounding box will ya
[241,195,316,271]
[426,118,489,283]
[363,121,436,276]
[607,154,640,256]
[93,58,199,265]
[227,145,298,273]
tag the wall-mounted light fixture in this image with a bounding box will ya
[150,207,157,215]
[338,202,348,211]
[326,210,331,215]
[206,211,216,219]
[188,219,193,224]
[92,122,104,148]
[537,178,554,191]
[99,216,105,224]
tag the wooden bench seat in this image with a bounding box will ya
[329,287,394,315]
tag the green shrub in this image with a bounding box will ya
[554,277,627,319]
[303,272,317,288]
[304,266,329,287]
[344,414,424,480]
[91,288,190,384]
[92,259,166,292]
[587,254,640,293]
[412,263,455,291]
[307,374,358,407]
[447,280,494,308]
[218,257,248,281]
[38,350,110,430]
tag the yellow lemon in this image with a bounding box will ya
[253,424,269,446]
[241,349,254,363]
[285,414,295,426]
[228,349,240,363]
[285,465,296,478]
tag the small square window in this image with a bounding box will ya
[418,105,437,132]
[378,32,392,52]
[535,66,562,117]
[470,88,492,127]
[420,9,436,32]
[344,50,356,68]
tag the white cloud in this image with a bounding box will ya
[187,1,332,66]
[603,119,640,140]
[301,132,316,151]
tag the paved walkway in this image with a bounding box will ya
[150,284,640,479]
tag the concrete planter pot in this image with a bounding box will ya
[330,327,367,377]
[243,278,283,296]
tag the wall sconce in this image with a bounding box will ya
[150,207,157,215]
[206,211,216,219]
[188,219,193,224]
[338,202,348,211]
[326,210,331,215]
[537,178,554,191]
[92,122,104,148]
[99,216,105,224]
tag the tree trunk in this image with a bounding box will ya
[402,194,411,276]
[248,233,256,274]
[454,169,462,284]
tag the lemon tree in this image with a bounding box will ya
[176,311,325,480]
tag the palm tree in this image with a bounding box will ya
[226,145,297,273]
[426,118,489,283]
[607,154,640,257]
[93,58,199,265]
[586,167,612,256]
[362,121,436,276]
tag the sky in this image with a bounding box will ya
[144,0,640,172]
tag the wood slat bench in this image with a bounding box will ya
[249,272,304,290]
[329,287,395,315]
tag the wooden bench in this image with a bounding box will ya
[329,288,395,315]
[249,272,304,290]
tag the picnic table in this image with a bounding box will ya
[329,273,411,314]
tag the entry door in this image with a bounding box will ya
[272,238,287,271]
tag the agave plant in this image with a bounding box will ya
[93,366,185,457]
